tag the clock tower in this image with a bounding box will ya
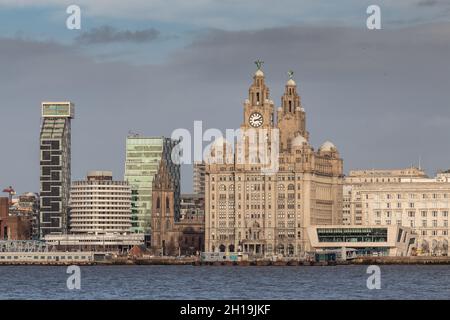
[205,63,344,258]
[241,61,275,131]
[239,61,277,168]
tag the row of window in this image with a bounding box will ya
[375,210,448,218]
[212,175,298,182]
[366,193,450,200]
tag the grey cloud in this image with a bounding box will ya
[1,22,450,194]
[417,0,439,6]
[75,25,161,44]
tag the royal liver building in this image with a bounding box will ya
[205,63,344,257]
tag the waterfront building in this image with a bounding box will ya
[343,167,429,225]
[69,171,132,234]
[204,65,344,257]
[39,102,74,237]
[44,233,144,252]
[307,225,416,258]
[345,170,450,255]
[0,198,8,238]
[193,161,206,196]
[151,164,204,256]
[0,197,32,240]
[345,167,428,184]
[9,193,40,240]
[124,135,180,238]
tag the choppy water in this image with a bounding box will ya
[0,265,449,300]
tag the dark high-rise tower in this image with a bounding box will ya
[39,102,74,238]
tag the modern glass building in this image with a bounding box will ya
[124,136,180,237]
[40,102,74,238]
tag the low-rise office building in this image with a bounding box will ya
[44,233,144,252]
[307,225,416,257]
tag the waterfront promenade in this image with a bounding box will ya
[1,254,450,266]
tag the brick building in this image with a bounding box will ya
[0,197,32,240]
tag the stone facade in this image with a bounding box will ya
[204,67,343,257]
[344,169,450,255]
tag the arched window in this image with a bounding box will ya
[288,184,295,191]
[156,197,161,209]
[166,196,170,209]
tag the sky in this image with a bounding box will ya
[0,0,449,194]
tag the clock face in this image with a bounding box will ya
[249,112,263,128]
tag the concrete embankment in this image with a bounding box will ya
[351,256,450,265]
[3,256,450,266]
[0,261,96,266]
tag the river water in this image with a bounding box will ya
[0,265,448,300]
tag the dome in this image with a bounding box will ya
[287,79,296,86]
[292,135,307,147]
[319,140,337,152]
[255,69,264,77]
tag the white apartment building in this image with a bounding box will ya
[69,171,132,234]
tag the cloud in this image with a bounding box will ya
[1,22,450,194]
[75,26,160,44]
[1,0,448,30]
[417,0,439,6]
